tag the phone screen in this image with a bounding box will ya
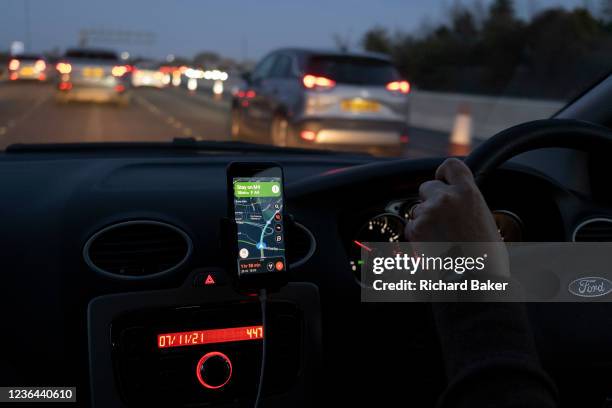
[232,171,286,276]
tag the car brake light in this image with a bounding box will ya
[236,89,256,99]
[302,74,335,89]
[8,59,20,71]
[35,59,46,71]
[300,130,317,141]
[112,65,128,77]
[58,82,72,91]
[56,62,72,74]
[386,80,410,94]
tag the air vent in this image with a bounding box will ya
[573,218,612,242]
[84,220,192,279]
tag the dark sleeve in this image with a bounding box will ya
[433,302,558,408]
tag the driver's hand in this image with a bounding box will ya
[405,158,501,243]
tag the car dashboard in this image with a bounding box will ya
[0,149,611,407]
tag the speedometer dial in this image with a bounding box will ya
[398,200,420,220]
[349,214,405,277]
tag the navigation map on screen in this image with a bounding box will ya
[233,177,286,275]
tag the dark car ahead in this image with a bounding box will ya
[55,48,131,105]
[231,48,410,156]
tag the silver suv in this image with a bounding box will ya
[231,48,410,156]
[55,48,131,105]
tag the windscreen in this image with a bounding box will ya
[2,1,611,158]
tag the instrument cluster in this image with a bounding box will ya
[347,198,523,278]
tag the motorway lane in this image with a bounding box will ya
[0,83,229,148]
[138,87,231,140]
[0,82,453,157]
[0,82,51,141]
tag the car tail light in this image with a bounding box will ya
[400,134,409,144]
[302,74,335,90]
[35,59,46,71]
[112,65,128,77]
[386,80,410,94]
[58,82,72,91]
[9,72,18,81]
[8,59,20,71]
[56,62,72,74]
[236,89,256,99]
[300,130,317,141]
[115,84,126,92]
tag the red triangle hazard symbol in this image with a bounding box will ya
[204,274,216,285]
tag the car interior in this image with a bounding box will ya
[1,72,612,407]
[3,1,612,407]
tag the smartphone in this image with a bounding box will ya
[226,162,288,289]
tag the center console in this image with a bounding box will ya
[88,268,321,407]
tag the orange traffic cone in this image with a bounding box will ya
[449,103,472,156]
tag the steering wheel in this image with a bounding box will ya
[464,118,612,182]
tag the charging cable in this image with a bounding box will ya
[254,288,268,408]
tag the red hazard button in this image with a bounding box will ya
[192,270,227,288]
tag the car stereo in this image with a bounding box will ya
[111,301,301,407]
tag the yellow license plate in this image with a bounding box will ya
[83,67,104,78]
[20,67,34,76]
[341,99,380,112]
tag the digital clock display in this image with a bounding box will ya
[157,325,263,349]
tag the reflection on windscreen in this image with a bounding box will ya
[1,0,611,158]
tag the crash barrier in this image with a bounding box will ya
[410,90,564,141]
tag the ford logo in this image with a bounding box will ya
[568,277,612,298]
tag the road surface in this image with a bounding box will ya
[0,82,452,157]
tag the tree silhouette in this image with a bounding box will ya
[361,1,612,99]
[361,27,392,55]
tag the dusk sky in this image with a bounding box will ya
[1,0,591,61]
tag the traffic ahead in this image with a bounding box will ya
[0,80,447,157]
